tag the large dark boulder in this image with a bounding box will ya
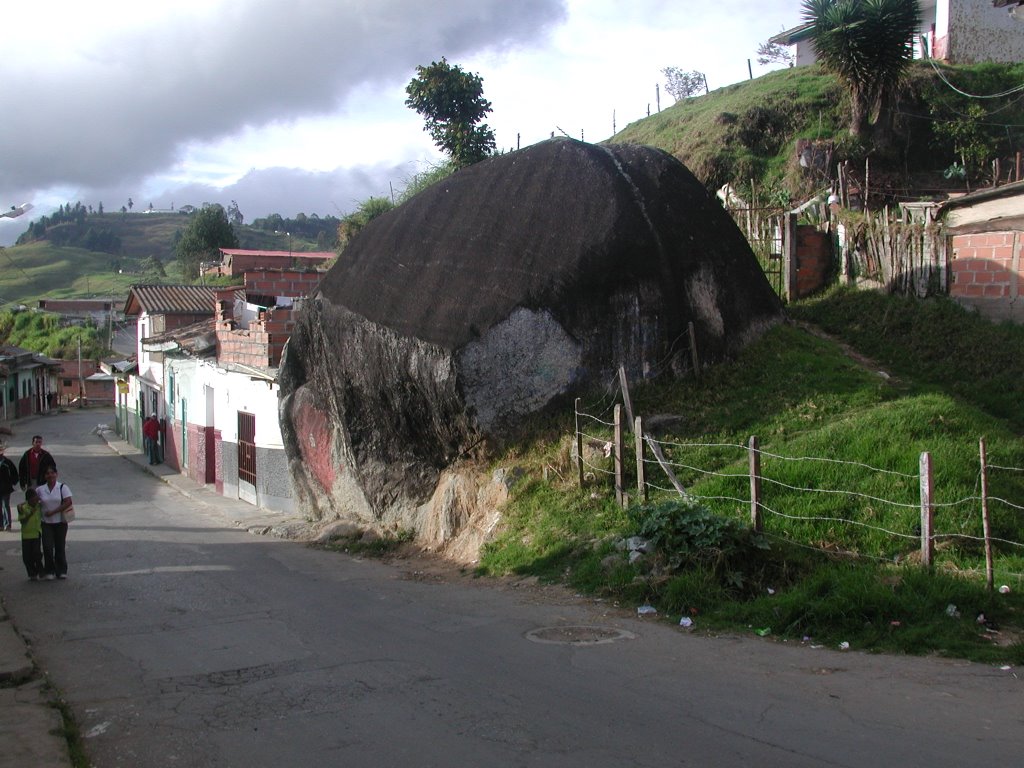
[279,138,781,539]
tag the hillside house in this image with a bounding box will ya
[122,284,223,447]
[771,0,1024,66]
[204,248,335,278]
[133,268,322,512]
[0,345,61,421]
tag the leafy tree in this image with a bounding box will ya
[227,200,244,226]
[405,58,496,167]
[174,204,238,280]
[801,0,922,143]
[756,41,794,67]
[661,68,708,101]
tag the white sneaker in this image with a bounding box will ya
[56,574,67,580]
[44,574,56,581]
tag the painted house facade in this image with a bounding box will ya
[132,268,323,512]
[771,0,1024,66]
[204,248,335,278]
[0,346,61,421]
[122,284,221,447]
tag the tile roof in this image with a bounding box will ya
[124,284,226,316]
[219,248,335,260]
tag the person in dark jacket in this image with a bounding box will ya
[0,443,18,530]
[18,435,57,492]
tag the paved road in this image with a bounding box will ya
[0,409,1020,767]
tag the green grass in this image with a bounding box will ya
[478,293,1024,663]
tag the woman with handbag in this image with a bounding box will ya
[37,466,73,580]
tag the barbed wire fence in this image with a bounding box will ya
[572,373,1024,590]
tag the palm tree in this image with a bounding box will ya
[802,0,922,144]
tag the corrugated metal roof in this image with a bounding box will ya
[125,284,220,316]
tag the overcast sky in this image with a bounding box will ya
[0,0,798,244]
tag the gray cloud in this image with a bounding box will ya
[0,1,566,204]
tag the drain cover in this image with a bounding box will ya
[525,625,636,646]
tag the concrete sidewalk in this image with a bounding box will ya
[0,424,311,768]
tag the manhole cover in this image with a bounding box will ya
[525,625,636,646]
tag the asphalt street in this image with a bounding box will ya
[0,407,1020,767]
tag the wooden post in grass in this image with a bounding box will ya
[783,212,798,302]
[634,416,647,503]
[979,438,994,591]
[618,365,634,432]
[614,404,624,507]
[688,321,700,380]
[749,435,763,533]
[920,451,934,568]
[575,397,584,488]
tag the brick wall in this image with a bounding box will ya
[950,231,1021,301]
[216,306,296,367]
[243,269,322,298]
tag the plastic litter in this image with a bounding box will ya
[766,587,776,595]
[838,641,850,650]
[679,617,693,628]
[637,604,657,616]
[945,604,961,618]
[999,585,1011,594]
[755,627,771,637]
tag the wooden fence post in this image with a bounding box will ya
[618,365,634,432]
[783,212,798,302]
[688,321,700,380]
[980,438,994,591]
[920,451,934,568]
[575,397,584,488]
[749,435,762,533]
[635,416,647,503]
[614,404,624,507]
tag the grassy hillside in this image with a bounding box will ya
[613,61,1024,207]
[460,289,1024,662]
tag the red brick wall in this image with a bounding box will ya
[243,269,322,298]
[950,231,1021,301]
[216,306,296,367]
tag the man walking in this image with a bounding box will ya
[19,435,56,491]
[143,415,161,465]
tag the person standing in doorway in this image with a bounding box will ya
[0,443,18,531]
[18,435,56,492]
[143,415,161,465]
[37,466,72,580]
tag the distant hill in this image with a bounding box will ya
[0,211,332,309]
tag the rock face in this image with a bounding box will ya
[278,138,781,546]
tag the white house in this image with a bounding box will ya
[770,0,1024,66]
[126,268,323,513]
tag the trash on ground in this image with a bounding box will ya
[755,627,770,637]
[679,616,693,628]
[838,641,850,650]
[945,604,961,618]
[999,585,1011,594]
[766,587,776,595]
[637,604,657,616]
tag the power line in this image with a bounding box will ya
[928,59,1024,99]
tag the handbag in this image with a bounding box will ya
[59,482,75,523]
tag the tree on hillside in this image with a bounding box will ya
[405,58,496,168]
[801,0,922,144]
[174,204,238,280]
[662,68,709,101]
[227,200,244,226]
[756,41,794,67]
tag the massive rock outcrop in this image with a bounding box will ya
[279,138,781,549]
